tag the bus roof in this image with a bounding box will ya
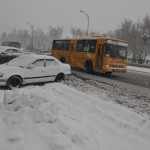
[53,36,128,43]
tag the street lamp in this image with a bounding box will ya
[80,10,89,36]
[27,22,34,51]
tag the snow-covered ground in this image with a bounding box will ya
[0,66,150,150]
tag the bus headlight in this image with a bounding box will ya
[105,65,109,68]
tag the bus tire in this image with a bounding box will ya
[60,57,65,63]
[105,72,112,75]
[85,61,93,74]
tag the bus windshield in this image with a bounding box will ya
[105,44,127,59]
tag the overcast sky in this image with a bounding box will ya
[0,0,150,36]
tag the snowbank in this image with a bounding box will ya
[0,83,150,150]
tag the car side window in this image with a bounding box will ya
[46,59,58,67]
[6,49,12,53]
[11,49,20,53]
[32,59,44,68]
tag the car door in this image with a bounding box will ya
[44,59,59,82]
[25,59,46,84]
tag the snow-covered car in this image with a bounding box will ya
[0,54,71,89]
[0,46,23,55]
[0,46,23,64]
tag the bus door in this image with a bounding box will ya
[96,45,104,69]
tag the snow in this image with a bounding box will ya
[0,65,150,150]
[0,80,150,150]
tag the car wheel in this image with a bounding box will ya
[55,74,65,82]
[7,76,22,90]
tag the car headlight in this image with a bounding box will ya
[0,73,4,77]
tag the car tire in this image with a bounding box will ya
[7,76,22,90]
[55,74,65,82]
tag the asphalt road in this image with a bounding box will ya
[111,70,150,88]
[72,69,150,90]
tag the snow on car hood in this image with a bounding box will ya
[0,63,23,72]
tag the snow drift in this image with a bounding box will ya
[0,83,150,150]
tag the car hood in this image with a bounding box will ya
[0,64,23,72]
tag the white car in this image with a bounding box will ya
[0,46,23,64]
[0,54,71,89]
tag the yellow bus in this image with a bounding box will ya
[51,36,128,74]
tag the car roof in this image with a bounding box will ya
[0,46,23,51]
[19,54,57,60]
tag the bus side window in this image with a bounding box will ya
[83,45,90,52]
[72,45,77,50]
[89,45,95,53]
[53,40,70,51]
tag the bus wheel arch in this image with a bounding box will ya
[60,57,65,63]
[85,60,93,74]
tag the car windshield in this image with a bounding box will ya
[105,44,128,59]
[7,55,35,67]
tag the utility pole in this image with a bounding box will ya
[27,22,34,51]
[80,10,89,36]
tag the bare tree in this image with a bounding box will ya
[0,32,7,44]
[17,30,30,48]
[48,26,63,49]
[90,30,101,36]
[70,27,85,37]
[34,28,48,51]
[115,16,150,64]
[48,26,63,38]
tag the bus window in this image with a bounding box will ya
[52,40,70,51]
[77,40,96,53]
[72,44,77,50]
[106,44,127,59]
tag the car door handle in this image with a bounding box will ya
[41,70,45,72]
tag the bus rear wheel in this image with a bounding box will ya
[105,72,112,75]
[85,61,93,74]
[60,57,65,63]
